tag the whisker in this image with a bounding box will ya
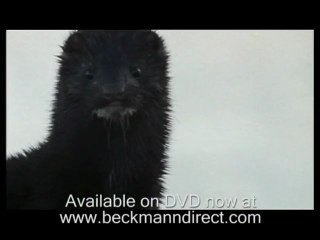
[108,118,112,148]
[126,115,130,130]
[120,117,127,145]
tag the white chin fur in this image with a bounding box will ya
[93,107,136,120]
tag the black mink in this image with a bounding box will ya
[6,30,171,209]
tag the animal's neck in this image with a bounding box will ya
[50,113,128,154]
[43,96,167,197]
[47,94,167,170]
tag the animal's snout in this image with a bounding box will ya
[94,83,127,109]
[102,84,126,100]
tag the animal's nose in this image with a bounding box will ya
[102,84,126,101]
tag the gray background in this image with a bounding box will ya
[6,30,314,209]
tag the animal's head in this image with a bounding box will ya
[57,30,169,120]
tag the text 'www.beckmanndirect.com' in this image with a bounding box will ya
[59,211,261,224]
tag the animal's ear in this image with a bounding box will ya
[141,30,163,52]
[62,31,87,54]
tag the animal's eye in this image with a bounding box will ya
[130,67,142,79]
[85,69,94,80]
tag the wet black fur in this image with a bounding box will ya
[6,30,171,209]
